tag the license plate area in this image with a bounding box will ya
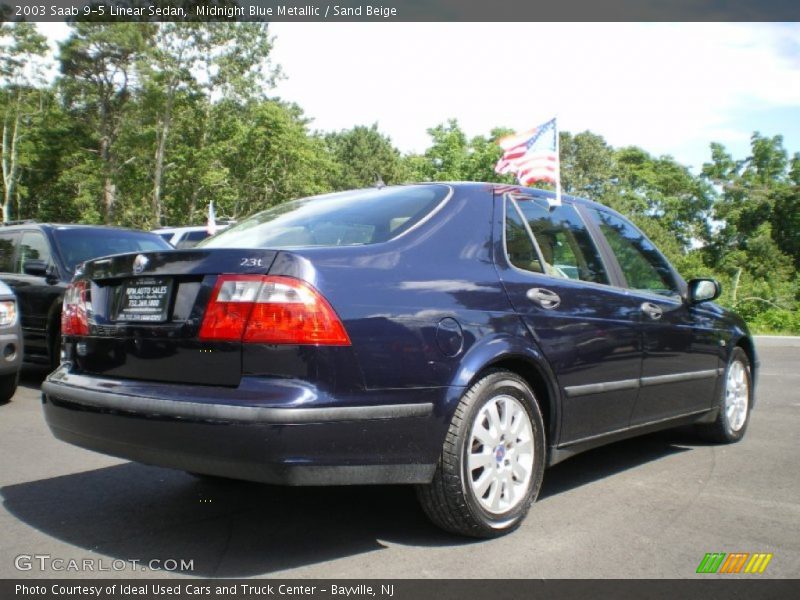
[115,277,173,323]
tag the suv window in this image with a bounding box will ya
[506,196,609,285]
[202,185,450,249]
[0,232,18,272]
[54,228,171,273]
[16,231,52,273]
[175,230,210,248]
[586,207,678,297]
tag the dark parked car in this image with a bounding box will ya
[0,223,172,368]
[42,184,756,537]
[0,280,22,402]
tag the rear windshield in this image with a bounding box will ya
[200,185,450,249]
[55,228,172,272]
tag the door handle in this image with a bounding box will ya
[527,288,561,310]
[641,301,663,320]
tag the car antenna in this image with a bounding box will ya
[375,174,386,189]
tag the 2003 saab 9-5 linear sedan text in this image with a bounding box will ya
[42,183,756,537]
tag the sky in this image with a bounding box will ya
[37,22,800,173]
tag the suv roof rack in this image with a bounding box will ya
[1,219,37,227]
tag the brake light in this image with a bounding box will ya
[199,275,350,345]
[62,280,90,336]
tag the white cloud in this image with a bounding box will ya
[36,22,800,169]
[269,22,800,166]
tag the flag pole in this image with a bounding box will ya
[554,116,562,207]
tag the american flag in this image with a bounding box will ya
[495,118,558,187]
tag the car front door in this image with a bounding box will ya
[496,192,644,444]
[583,207,722,425]
[2,230,59,361]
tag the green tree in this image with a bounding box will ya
[59,22,154,223]
[141,22,279,227]
[324,124,405,189]
[0,22,48,222]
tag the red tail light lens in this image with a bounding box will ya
[62,280,90,336]
[199,275,350,346]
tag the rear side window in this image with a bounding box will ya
[505,202,544,274]
[586,208,678,297]
[201,185,450,249]
[16,231,52,273]
[0,232,18,272]
[505,196,609,285]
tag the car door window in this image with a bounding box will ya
[0,232,18,273]
[15,231,52,274]
[586,208,679,298]
[508,196,609,285]
[505,200,544,274]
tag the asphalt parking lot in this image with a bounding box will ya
[0,338,798,579]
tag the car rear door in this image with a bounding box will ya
[495,191,644,444]
[582,207,722,425]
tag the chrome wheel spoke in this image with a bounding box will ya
[472,425,495,448]
[486,402,502,439]
[488,479,502,511]
[511,458,528,482]
[468,450,494,472]
[468,394,535,515]
[724,359,749,432]
[473,470,494,497]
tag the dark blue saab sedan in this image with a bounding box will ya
[42,183,756,537]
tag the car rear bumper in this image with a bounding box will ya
[42,365,458,485]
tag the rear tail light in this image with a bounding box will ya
[199,275,350,346]
[62,280,90,336]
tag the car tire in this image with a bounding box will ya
[698,347,752,443]
[185,471,236,483]
[416,370,545,538]
[49,321,62,372]
[0,372,19,404]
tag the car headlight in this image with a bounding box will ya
[0,300,17,327]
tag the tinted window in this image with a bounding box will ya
[175,230,209,249]
[156,232,173,243]
[505,201,543,273]
[587,208,678,296]
[0,232,18,272]
[185,230,209,242]
[201,185,450,249]
[54,228,172,273]
[511,197,609,285]
[16,231,52,273]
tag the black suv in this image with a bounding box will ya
[0,222,171,367]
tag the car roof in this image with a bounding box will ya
[152,226,209,233]
[0,223,160,234]
[417,181,607,211]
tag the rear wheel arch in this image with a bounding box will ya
[469,356,558,446]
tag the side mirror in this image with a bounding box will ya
[688,278,721,304]
[23,259,48,277]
